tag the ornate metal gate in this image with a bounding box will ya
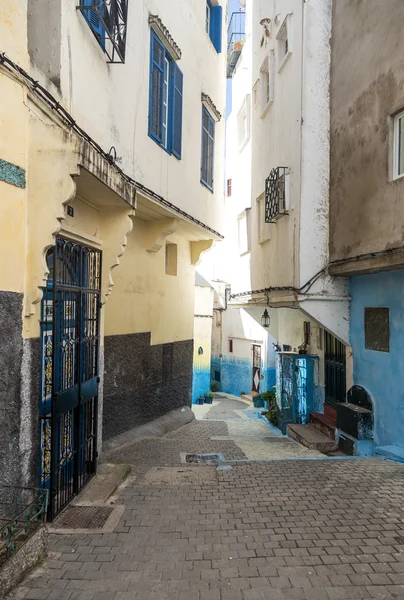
[324,331,346,406]
[39,237,102,520]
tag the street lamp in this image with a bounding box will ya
[261,308,270,328]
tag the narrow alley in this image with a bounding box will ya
[9,396,404,600]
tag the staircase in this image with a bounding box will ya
[287,405,339,454]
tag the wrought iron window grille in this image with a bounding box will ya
[77,0,128,64]
[265,166,289,223]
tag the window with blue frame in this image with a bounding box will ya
[149,31,183,158]
[206,1,222,53]
[201,106,215,191]
[81,0,106,51]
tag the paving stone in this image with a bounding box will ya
[7,411,404,600]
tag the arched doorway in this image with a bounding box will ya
[39,237,102,519]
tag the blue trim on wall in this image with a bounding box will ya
[350,270,404,448]
[0,158,26,188]
[192,367,210,404]
[211,354,276,397]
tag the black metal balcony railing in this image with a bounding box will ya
[265,167,288,223]
[77,0,128,64]
[227,11,245,78]
[0,487,48,566]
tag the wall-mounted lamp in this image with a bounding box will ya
[261,308,270,328]
[260,17,271,37]
[198,346,204,355]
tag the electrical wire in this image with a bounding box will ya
[0,51,224,240]
[229,266,328,299]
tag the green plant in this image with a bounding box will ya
[210,382,220,392]
[205,391,214,398]
[261,390,276,402]
[240,391,246,396]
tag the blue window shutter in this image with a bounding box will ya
[210,5,222,53]
[171,64,183,159]
[82,0,105,50]
[149,32,165,143]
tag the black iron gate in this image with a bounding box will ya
[324,331,346,406]
[39,237,102,520]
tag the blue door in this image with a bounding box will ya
[39,237,102,520]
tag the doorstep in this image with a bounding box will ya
[287,423,339,454]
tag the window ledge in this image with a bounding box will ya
[239,249,251,257]
[278,51,292,73]
[260,101,272,119]
[238,136,250,153]
[201,179,214,193]
[149,14,182,60]
[392,172,404,182]
[259,236,271,245]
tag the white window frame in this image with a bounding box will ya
[259,52,274,117]
[257,193,271,244]
[393,110,404,180]
[237,208,251,256]
[237,95,251,151]
[276,14,292,72]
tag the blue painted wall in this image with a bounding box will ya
[350,271,404,448]
[192,366,210,404]
[211,354,276,397]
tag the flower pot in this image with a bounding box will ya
[253,397,264,408]
[198,397,205,405]
[204,396,213,404]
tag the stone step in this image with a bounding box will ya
[287,424,339,454]
[324,404,337,420]
[310,412,337,441]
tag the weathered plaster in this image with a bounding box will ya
[350,270,404,448]
[330,0,404,265]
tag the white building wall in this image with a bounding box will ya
[28,0,227,234]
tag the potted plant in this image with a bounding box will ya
[261,389,278,427]
[198,396,205,405]
[204,391,214,404]
[253,395,264,408]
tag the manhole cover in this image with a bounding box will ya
[53,506,113,529]
[185,453,222,465]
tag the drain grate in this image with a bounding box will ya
[185,453,222,465]
[53,505,113,529]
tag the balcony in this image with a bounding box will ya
[227,11,246,78]
[265,167,289,222]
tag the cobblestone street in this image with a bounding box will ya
[9,398,404,600]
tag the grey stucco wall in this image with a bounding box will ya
[0,292,24,486]
[0,292,40,488]
[330,0,404,264]
[102,333,193,441]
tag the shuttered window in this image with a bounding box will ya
[82,0,106,51]
[207,2,222,53]
[148,31,183,159]
[201,106,215,191]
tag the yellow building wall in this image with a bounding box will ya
[192,285,214,402]
[104,220,195,345]
[0,0,29,294]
